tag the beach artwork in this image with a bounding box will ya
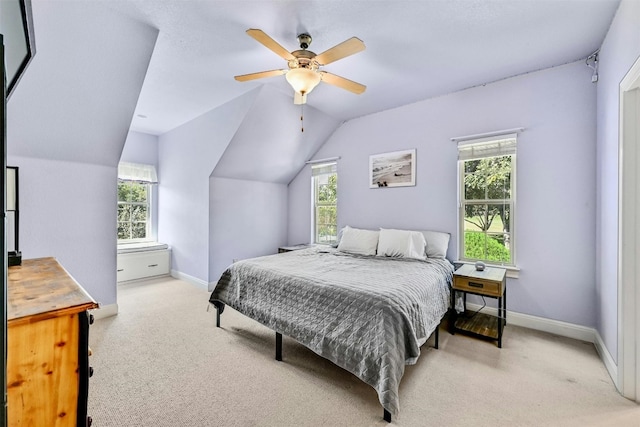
[369,149,416,188]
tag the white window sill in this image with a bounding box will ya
[117,241,169,254]
[455,260,520,279]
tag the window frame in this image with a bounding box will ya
[457,136,517,268]
[311,162,338,245]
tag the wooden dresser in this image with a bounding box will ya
[6,257,99,427]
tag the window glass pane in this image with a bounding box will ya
[118,204,130,222]
[464,203,489,232]
[484,203,510,233]
[132,222,147,239]
[464,159,480,174]
[485,156,511,199]
[317,206,336,227]
[117,223,128,240]
[464,170,486,200]
[131,205,148,222]
[464,231,487,259]
[486,233,511,263]
[118,182,131,202]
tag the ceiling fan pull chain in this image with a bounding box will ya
[301,103,304,132]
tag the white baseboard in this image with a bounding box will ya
[170,269,208,290]
[89,303,118,320]
[465,302,596,343]
[594,330,619,389]
[465,302,621,386]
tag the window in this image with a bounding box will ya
[312,162,338,244]
[117,162,157,242]
[117,181,151,241]
[457,134,516,266]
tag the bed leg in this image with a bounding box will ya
[383,409,391,423]
[275,332,282,361]
[434,324,439,349]
[216,307,220,328]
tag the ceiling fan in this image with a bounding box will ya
[234,29,366,105]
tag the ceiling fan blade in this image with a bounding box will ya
[234,69,286,82]
[320,71,366,94]
[246,29,295,61]
[315,37,365,65]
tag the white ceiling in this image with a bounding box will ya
[40,0,624,136]
[110,0,620,136]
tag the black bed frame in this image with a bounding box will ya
[212,301,440,423]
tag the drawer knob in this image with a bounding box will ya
[87,416,93,426]
[89,314,95,325]
[148,264,158,267]
[468,281,484,288]
[89,366,94,377]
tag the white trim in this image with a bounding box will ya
[463,305,619,387]
[617,54,640,401]
[89,303,118,320]
[595,330,619,389]
[466,302,595,343]
[305,156,340,165]
[171,269,209,291]
[451,127,524,143]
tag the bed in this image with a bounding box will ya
[209,228,454,422]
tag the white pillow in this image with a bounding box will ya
[377,228,426,260]
[420,230,450,258]
[337,226,379,256]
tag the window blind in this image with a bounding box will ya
[457,133,517,161]
[311,162,337,176]
[118,162,158,183]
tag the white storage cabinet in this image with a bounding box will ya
[117,249,170,282]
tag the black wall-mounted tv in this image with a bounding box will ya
[1,0,36,99]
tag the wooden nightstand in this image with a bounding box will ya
[450,264,507,347]
[278,244,314,253]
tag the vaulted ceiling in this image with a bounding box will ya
[108,0,620,135]
[6,0,621,168]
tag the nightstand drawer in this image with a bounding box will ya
[453,276,503,297]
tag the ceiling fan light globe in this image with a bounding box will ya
[286,68,321,95]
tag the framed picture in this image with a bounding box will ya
[369,149,416,188]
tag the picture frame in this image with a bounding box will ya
[369,149,416,188]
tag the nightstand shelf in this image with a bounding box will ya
[450,264,507,347]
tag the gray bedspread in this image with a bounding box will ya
[209,247,453,416]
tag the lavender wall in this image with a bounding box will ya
[595,0,640,363]
[7,155,117,306]
[121,131,159,166]
[158,90,257,284]
[209,177,288,286]
[158,85,339,285]
[289,61,598,327]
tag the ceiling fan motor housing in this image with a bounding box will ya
[289,49,319,71]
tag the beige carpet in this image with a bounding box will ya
[88,276,640,426]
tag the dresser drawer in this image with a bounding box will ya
[453,275,503,297]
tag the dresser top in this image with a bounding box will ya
[8,257,99,324]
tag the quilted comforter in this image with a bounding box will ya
[209,247,453,416]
